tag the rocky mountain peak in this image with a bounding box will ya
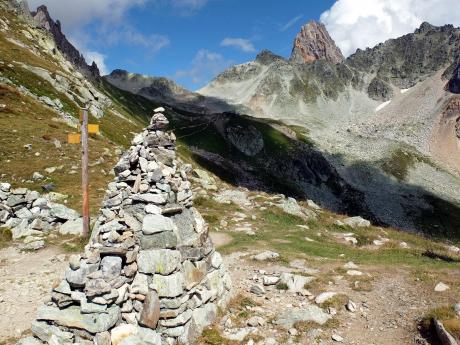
[255,49,285,65]
[30,4,100,78]
[290,20,344,64]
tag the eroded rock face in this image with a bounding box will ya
[30,5,100,78]
[22,108,232,345]
[290,21,344,65]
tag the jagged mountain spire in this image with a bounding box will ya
[30,5,100,78]
[290,20,344,64]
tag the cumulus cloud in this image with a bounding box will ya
[321,0,460,57]
[175,49,233,87]
[279,14,303,32]
[220,38,256,53]
[28,0,146,31]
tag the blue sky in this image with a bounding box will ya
[28,0,460,90]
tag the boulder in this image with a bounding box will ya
[49,204,79,220]
[342,216,371,228]
[275,306,331,328]
[59,218,83,235]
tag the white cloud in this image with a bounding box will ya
[84,51,109,75]
[220,38,256,53]
[175,49,233,87]
[280,14,303,32]
[105,27,170,54]
[28,0,146,31]
[171,0,208,10]
[321,0,460,57]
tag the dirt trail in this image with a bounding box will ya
[221,253,460,345]
[0,246,68,341]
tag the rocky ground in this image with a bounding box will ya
[0,246,68,342]
[1,239,458,345]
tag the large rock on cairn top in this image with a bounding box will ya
[20,108,232,345]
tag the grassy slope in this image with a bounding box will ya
[0,10,151,213]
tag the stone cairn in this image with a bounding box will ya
[0,183,81,250]
[19,108,232,345]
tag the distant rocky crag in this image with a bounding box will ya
[8,0,100,78]
[290,21,344,64]
[18,108,231,345]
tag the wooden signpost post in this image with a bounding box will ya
[67,106,100,237]
[81,107,89,237]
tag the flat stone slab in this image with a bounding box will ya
[36,305,120,333]
[275,306,331,329]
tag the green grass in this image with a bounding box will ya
[215,205,460,269]
[198,327,234,345]
[0,228,12,249]
[380,147,436,181]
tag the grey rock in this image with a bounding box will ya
[192,303,217,331]
[99,220,125,233]
[275,306,331,328]
[150,272,185,297]
[32,198,48,208]
[101,256,122,280]
[342,216,371,228]
[250,284,265,296]
[15,207,33,220]
[139,290,160,328]
[159,309,192,328]
[140,231,177,249]
[25,190,40,202]
[7,194,25,207]
[81,301,108,314]
[132,193,167,204]
[280,273,315,293]
[142,214,175,235]
[85,278,112,297]
[263,276,280,286]
[31,320,74,343]
[53,280,71,295]
[0,182,11,192]
[252,251,279,261]
[94,332,111,345]
[65,261,98,287]
[36,305,120,333]
[15,337,43,345]
[138,249,181,275]
[131,273,149,295]
[59,218,83,235]
[69,255,81,270]
[49,203,79,220]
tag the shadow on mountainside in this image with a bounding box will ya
[167,108,460,242]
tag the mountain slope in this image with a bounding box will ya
[0,0,155,212]
[197,21,460,238]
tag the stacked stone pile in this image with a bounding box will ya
[19,107,232,345]
[0,183,81,250]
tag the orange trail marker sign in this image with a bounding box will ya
[68,133,81,144]
[88,124,100,134]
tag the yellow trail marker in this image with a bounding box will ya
[67,133,81,144]
[88,124,100,134]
